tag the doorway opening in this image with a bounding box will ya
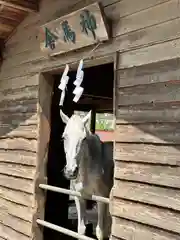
[43,62,114,240]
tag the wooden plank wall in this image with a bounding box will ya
[0,0,180,239]
[0,74,39,240]
[112,58,180,240]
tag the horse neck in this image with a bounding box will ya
[79,133,102,169]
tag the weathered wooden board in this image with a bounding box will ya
[0,223,29,240]
[3,0,174,59]
[106,0,170,20]
[0,115,37,129]
[0,86,38,102]
[117,16,180,56]
[4,0,117,57]
[33,73,53,240]
[115,123,180,144]
[0,99,37,114]
[2,0,180,79]
[117,81,180,106]
[0,150,36,166]
[113,180,180,211]
[0,185,33,207]
[116,102,180,123]
[2,24,180,81]
[111,217,180,240]
[115,161,180,188]
[4,15,180,75]
[0,174,34,194]
[117,58,180,88]
[0,74,39,91]
[0,211,31,236]
[111,198,180,234]
[0,163,35,180]
[115,143,180,166]
[0,197,33,222]
[114,0,180,37]
[0,124,37,139]
[39,2,109,56]
[0,138,37,152]
[118,38,180,69]
[6,17,180,73]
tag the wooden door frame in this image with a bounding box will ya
[33,52,117,240]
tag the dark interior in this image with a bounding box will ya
[43,62,114,240]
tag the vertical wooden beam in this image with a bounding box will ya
[33,73,53,240]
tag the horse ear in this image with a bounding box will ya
[82,110,91,125]
[60,110,69,124]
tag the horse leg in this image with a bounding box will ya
[74,196,86,236]
[96,202,105,240]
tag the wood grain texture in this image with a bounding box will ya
[106,0,170,20]
[0,114,37,127]
[115,161,180,188]
[0,163,35,180]
[3,20,180,80]
[117,58,180,88]
[111,217,180,240]
[115,123,180,144]
[32,73,53,240]
[0,0,38,13]
[114,0,180,37]
[3,0,175,57]
[118,38,180,69]
[0,150,36,166]
[0,86,38,102]
[0,223,29,240]
[115,143,180,166]
[0,138,37,152]
[0,211,31,236]
[0,124,37,139]
[0,186,33,207]
[113,180,180,211]
[117,82,180,106]
[0,99,37,114]
[0,74,39,91]
[117,17,180,55]
[116,102,180,123]
[4,13,180,71]
[3,1,180,79]
[111,198,180,234]
[2,0,180,239]
[0,197,33,222]
[0,174,34,194]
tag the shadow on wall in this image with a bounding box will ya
[0,97,37,138]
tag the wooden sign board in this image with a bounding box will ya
[39,2,109,56]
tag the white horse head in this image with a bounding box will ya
[60,110,91,179]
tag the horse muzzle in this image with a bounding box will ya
[64,166,79,180]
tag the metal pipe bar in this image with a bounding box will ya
[39,184,110,204]
[37,219,95,240]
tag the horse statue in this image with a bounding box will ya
[60,110,114,240]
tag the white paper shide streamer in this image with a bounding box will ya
[73,59,84,103]
[58,64,69,106]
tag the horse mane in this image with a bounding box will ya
[85,133,102,161]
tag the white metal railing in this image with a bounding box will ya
[37,219,94,240]
[39,184,110,203]
[36,183,110,240]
